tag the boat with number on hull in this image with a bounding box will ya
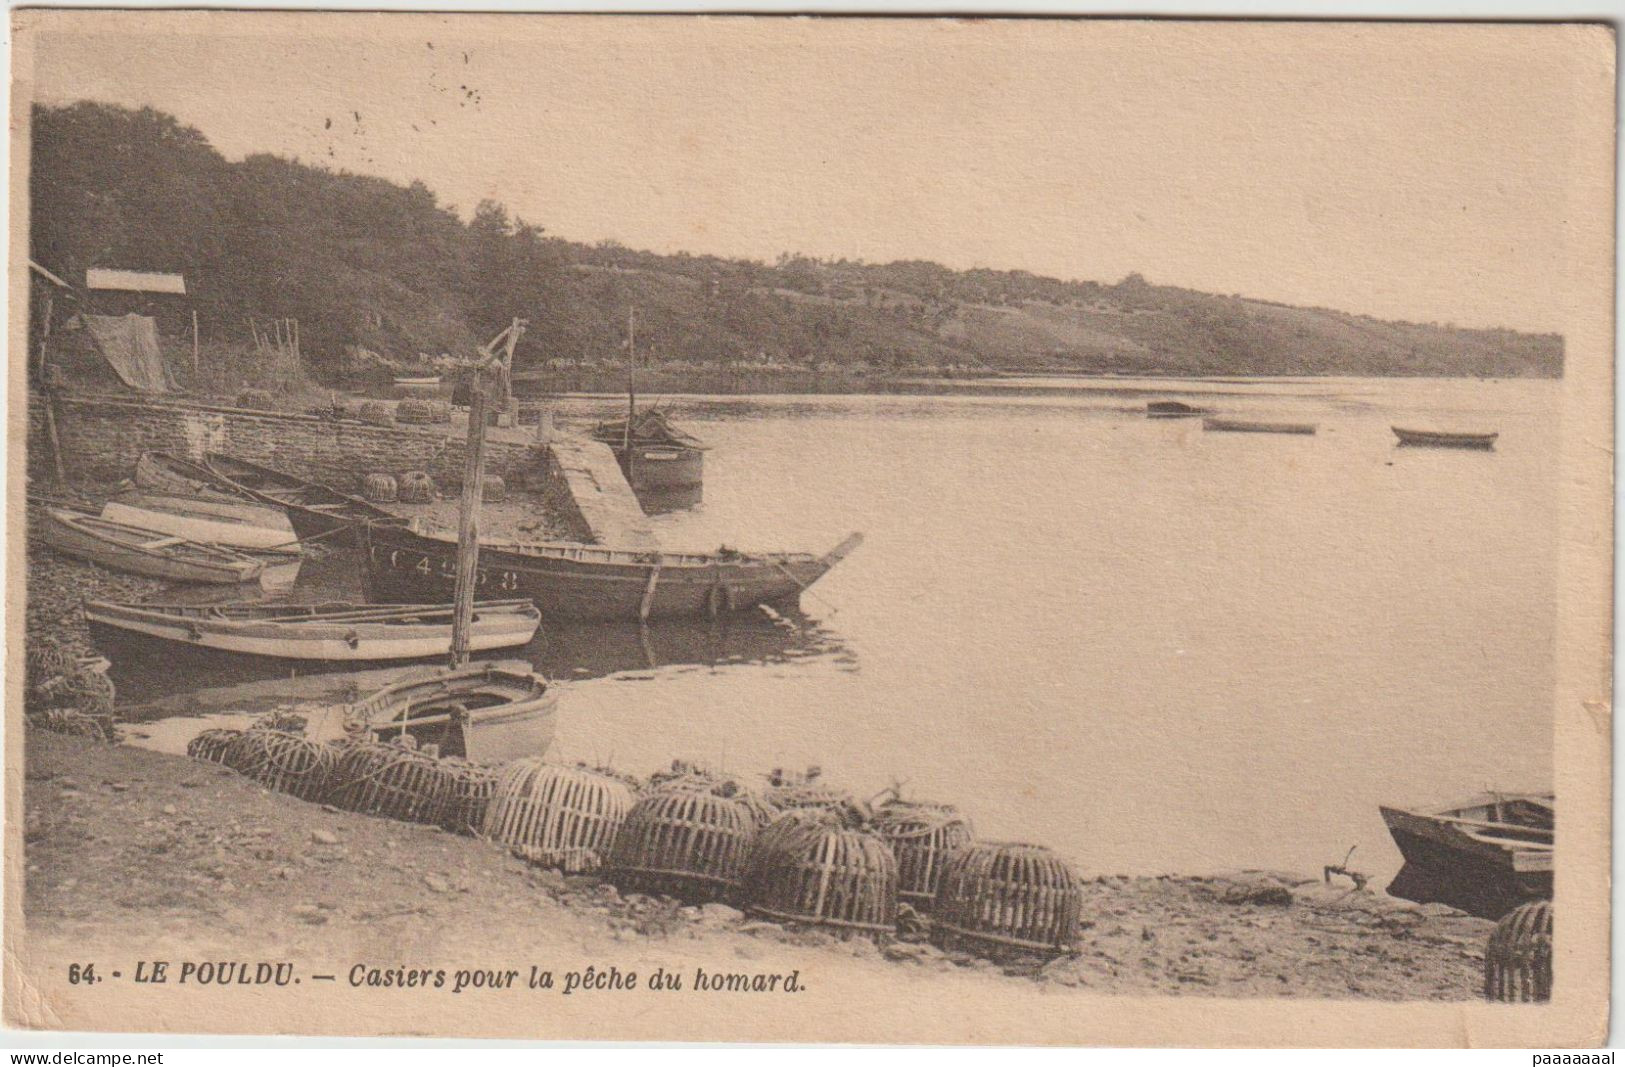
[357,520,863,622]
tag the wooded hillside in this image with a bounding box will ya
[30,102,1563,380]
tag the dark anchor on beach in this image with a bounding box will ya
[1323,845,1368,890]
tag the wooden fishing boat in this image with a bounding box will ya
[1381,792,1553,919]
[592,411,708,491]
[1392,426,1499,450]
[33,505,265,585]
[1146,400,1209,418]
[316,663,558,763]
[359,520,863,622]
[1202,417,1318,435]
[101,489,299,552]
[136,451,401,540]
[84,598,539,663]
[393,375,442,387]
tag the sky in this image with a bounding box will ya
[17,13,1607,333]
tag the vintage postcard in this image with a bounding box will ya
[4,11,1613,1046]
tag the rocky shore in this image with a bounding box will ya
[22,732,1495,1005]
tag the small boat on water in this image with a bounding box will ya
[393,375,442,388]
[591,411,708,491]
[34,505,266,585]
[1146,400,1209,419]
[1392,426,1499,450]
[84,598,542,663]
[135,451,401,540]
[1202,417,1318,435]
[359,520,864,622]
[311,663,559,763]
[101,490,298,552]
[1381,792,1553,919]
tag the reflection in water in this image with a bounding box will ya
[105,561,851,711]
[633,484,703,515]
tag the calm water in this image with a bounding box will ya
[121,377,1559,883]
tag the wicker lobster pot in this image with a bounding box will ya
[244,731,337,802]
[481,760,635,872]
[397,471,437,504]
[327,742,453,824]
[873,805,975,906]
[1485,900,1553,1002]
[748,822,898,935]
[25,646,73,710]
[35,708,115,741]
[931,842,1083,959]
[395,398,436,425]
[187,728,245,765]
[656,772,780,828]
[362,473,398,503]
[358,401,395,426]
[440,759,499,835]
[608,790,757,902]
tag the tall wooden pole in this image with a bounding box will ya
[623,306,636,452]
[191,309,200,375]
[449,374,489,669]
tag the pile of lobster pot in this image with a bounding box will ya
[1484,900,1552,1003]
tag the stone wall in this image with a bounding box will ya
[28,393,545,495]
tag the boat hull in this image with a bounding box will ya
[102,492,297,551]
[201,453,401,540]
[35,508,264,585]
[84,600,541,663]
[1381,806,1551,919]
[358,522,858,622]
[321,666,559,763]
[1202,418,1317,435]
[1392,427,1498,450]
[614,445,704,491]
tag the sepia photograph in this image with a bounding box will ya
[3,10,1613,1047]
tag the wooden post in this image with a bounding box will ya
[36,294,53,381]
[191,309,200,375]
[449,374,490,669]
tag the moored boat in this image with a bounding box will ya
[1146,400,1209,418]
[312,663,559,763]
[591,410,708,491]
[84,598,541,663]
[101,489,299,552]
[1392,426,1499,450]
[1380,792,1553,919]
[33,505,266,585]
[1202,417,1318,435]
[359,520,863,622]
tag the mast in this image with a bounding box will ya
[624,305,636,453]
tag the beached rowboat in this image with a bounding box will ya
[1392,427,1499,450]
[34,505,266,585]
[101,490,299,552]
[314,664,559,763]
[1202,417,1318,435]
[1381,792,1552,919]
[359,520,863,622]
[84,598,541,663]
[134,451,402,540]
